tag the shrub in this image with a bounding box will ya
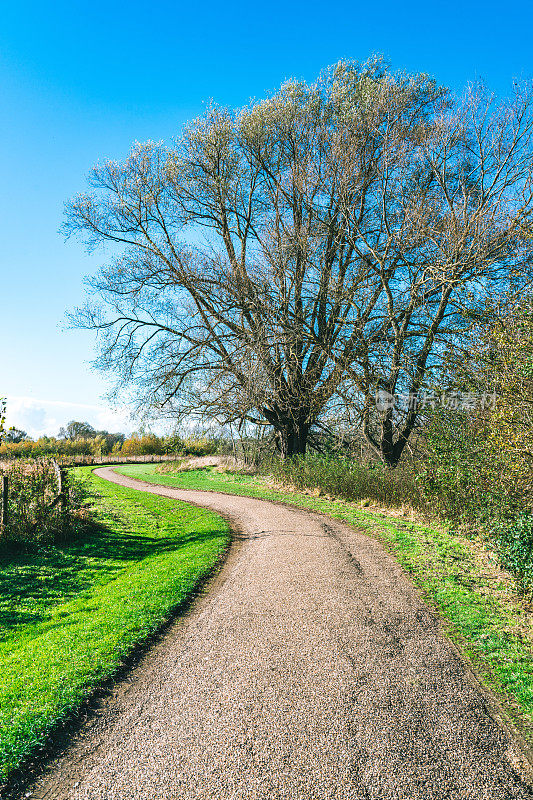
[269,454,420,507]
[121,433,165,456]
[415,412,508,524]
[156,460,184,474]
[182,438,218,456]
[1,460,88,545]
[414,405,532,525]
[494,513,533,596]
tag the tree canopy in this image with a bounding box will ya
[58,421,97,440]
[66,58,533,463]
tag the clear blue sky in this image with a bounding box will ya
[2,0,532,436]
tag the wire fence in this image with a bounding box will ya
[0,453,177,468]
[56,454,177,466]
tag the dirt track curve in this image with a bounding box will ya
[25,466,533,800]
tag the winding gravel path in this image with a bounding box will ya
[28,467,532,800]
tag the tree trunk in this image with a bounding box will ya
[277,421,310,459]
[381,448,401,468]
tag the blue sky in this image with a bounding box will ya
[2,0,532,437]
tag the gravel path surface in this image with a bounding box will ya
[27,467,533,800]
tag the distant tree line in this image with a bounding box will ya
[0,419,220,459]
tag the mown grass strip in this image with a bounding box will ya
[0,467,229,783]
[116,463,533,746]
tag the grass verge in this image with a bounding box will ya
[0,467,229,785]
[116,463,533,749]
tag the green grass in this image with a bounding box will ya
[0,467,229,784]
[116,463,533,747]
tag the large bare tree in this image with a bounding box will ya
[66,59,533,462]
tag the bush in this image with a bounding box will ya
[121,433,165,456]
[182,438,218,456]
[1,460,88,545]
[414,411,513,524]
[0,436,93,460]
[414,404,533,522]
[269,454,420,507]
[494,513,533,596]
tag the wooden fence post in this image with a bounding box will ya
[52,461,69,534]
[53,460,62,494]
[60,468,69,531]
[1,475,8,535]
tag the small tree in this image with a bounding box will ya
[4,428,28,444]
[58,421,97,441]
[66,59,533,463]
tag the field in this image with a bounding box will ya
[0,467,229,784]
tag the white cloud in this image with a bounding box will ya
[4,395,136,439]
